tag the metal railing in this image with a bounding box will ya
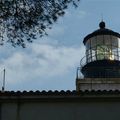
[80,53,120,67]
[76,67,83,79]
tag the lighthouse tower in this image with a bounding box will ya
[76,21,120,91]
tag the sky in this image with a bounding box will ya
[0,0,120,91]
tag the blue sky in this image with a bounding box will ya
[0,0,120,91]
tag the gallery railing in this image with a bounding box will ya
[80,52,120,67]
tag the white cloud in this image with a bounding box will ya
[0,7,86,90]
[0,42,85,90]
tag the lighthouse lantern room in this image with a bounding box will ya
[80,21,120,78]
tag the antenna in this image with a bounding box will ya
[101,13,103,21]
[2,69,5,92]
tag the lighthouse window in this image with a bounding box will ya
[96,35,104,46]
[91,36,96,48]
[96,45,106,60]
[85,35,120,63]
[118,38,120,48]
[86,50,91,62]
[91,49,96,61]
[112,36,118,47]
[86,39,90,50]
[104,35,111,45]
[111,36,119,60]
[112,47,118,60]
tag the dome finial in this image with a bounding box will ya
[99,21,105,29]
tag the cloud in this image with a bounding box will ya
[0,41,85,90]
[31,43,84,75]
[0,7,86,90]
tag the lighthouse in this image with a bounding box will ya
[76,21,120,91]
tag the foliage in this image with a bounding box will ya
[0,0,80,47]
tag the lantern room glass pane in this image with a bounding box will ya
[104,35,111,45]
[112,36,118,47]
[85,35,120,63]
[96,35,104,46]
[118,38,120,48]
[91,36,96,48]
[91,49,96,61]
[86,50,91,63]
[118,38,120,60]
[112,48,118,60]
[96,45,105,60]
[111,36,119,60]
[86,39,91,50]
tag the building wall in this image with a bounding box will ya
[76,78,120,91]
[1,100,120,120]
